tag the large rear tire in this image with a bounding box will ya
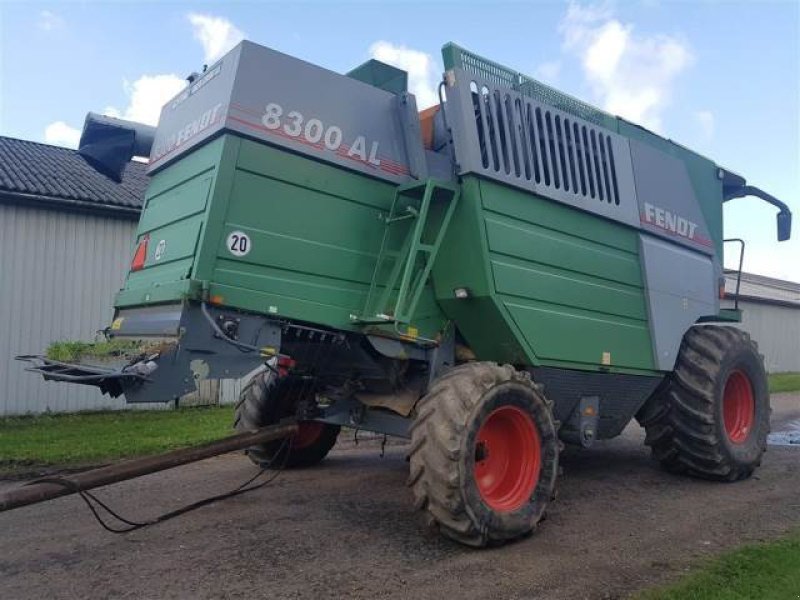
[408,363,559,547]
[234,371,340,469]
[637,325,769,481]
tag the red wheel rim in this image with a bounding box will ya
[722,369,755,444]
[292,422,325,449]
[473,405,541,512]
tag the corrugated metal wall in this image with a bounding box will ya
[0,202,241,416]
[0,203,140,415]
[723,298,800,373]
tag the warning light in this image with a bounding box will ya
[131,235,149,271]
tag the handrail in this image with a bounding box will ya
[723,238,745,311]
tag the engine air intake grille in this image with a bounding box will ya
[469,83,621,206]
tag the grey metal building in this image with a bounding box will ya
[724,271,800,373]
[0,136,146,415]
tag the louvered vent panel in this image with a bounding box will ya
[469,83,621,206]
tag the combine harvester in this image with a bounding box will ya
[10,41,792,546]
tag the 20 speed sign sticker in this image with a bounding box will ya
[227,231,251,257]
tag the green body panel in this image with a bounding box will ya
[116,134,446,339]
[433,177,656,373]
[117,131,658,374]
[116,138,223,305]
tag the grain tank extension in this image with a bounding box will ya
[20,41,792,546]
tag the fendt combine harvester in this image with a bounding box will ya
[13,41,792,546]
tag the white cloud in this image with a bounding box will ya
[41,13,245,147]
[535,60,562,84]
[559,2,693,132]
[188,13,245,64]
[44,75,185,147]
[38,10,64,31]
[44,121,81,148]
[369,41,439,109]
[694,109,715,139]
[103,74,187,126]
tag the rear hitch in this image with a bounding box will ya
[15,354,156,398]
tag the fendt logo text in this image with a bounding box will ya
[642,202,699,241]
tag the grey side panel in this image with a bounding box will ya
[110,304,183,337]
[640,235,719,370]
[630,139,714,255]
[149,41,425,184]
[115,303,281,403]
[445,68,640,228]
[149,47,241,169]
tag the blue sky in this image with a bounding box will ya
[1,1,798,280]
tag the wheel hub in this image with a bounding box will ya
[722,369,755,444]
[474,405,541,512]
[292,421,325,449]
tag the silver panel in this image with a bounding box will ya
[630,139,714,255]
[150,41,424,184]
[639,234,719,370]
[446,68,640,228]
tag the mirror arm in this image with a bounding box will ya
[723,185,792,241]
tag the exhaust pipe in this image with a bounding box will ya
[78,112,156,182]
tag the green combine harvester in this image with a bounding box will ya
[21,41,792,546]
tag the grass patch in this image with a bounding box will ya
[768,372,800,394]
[46,339,145,362]
[0,406,234,475]
[639,532,800,599]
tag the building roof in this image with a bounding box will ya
[725,271,800,307]
[0,136,148,215]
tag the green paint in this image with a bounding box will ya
[442,42,617,130]
[433,176,655,372]
[347,59,408,95]
[359,180,459,325]
[114,125,731,376]
[116,134,449,339]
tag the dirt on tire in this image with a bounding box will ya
[638,325,770,481]
[409,362,559,546]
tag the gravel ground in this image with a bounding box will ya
[1,393,798,600]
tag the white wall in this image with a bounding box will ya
[723,298,800,373]
[0,203,141,415]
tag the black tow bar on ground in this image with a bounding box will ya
[0,421,298,513]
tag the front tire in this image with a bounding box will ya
[234,371,340,469]
[637,325,769,481]
[408,363,559,547]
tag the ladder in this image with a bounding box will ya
[356,179,459,326]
